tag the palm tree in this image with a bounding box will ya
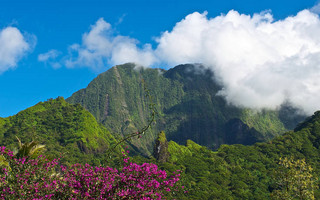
[14,136,46,159]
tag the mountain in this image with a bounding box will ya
[145,111,320,199]
[0,97,121,165]
[0,63,317,199]
[67,63,305,154]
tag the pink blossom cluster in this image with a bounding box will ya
[0,147,181,199]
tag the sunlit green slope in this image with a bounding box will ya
[0,97,121,165]
[67,63,305,154]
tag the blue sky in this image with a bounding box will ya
[0,0,319,117]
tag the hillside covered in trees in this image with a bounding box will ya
[0,96,319,199]
[67,63,306,155]
[0,97,122,165]
[1,97,319,199]
[145,111,320,199]
[0,64,318,199]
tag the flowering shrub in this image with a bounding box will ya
[0,146,181,199]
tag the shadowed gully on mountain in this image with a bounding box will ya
[66,63,306,154]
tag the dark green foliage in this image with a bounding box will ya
[224,118,263,145]
[150,112,320,199]
[0,63,319,199]
[67,63,304,154]
[0,97,122,165]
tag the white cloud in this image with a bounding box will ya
[38,49,60,62]
[152,9,320,115]
[65,18,157,70]
[38,49,61,68]
[65,10,320,114]
[0,27,33,73]
[156,10,320,114]
[311,2,320,14]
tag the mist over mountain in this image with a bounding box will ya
[61,9,320,116]
[0,63,318,199]
[2,1,320,199]
[66,63,306,154]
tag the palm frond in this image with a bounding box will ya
[15,137,46,159]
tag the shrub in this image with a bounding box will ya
[0,146,181,199]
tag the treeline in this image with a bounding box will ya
[140,112,320,199]
[0,96,319,199]
[0,97,120,166]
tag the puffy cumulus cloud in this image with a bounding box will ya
[65,18,157,70]
[64,10,320,114]
[0,27,33,73]
[154,10,320,115]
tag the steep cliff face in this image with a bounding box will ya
[67,63,305,154]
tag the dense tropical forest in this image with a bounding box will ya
[67,63,306,154]
[1,64,319,199]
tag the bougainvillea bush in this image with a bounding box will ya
[0,146,181,199]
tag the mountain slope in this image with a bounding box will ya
[148,111,320,199]
[67,63,305,154]
[0,97,121,165]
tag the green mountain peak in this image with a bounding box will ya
[67,63,306,154]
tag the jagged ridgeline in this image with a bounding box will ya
[67,63,305,154]
[0,97,122,165]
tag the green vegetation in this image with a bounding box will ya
[140,112,320,199]
[240,109,287,138]
[271,157,317,200]
[0,97,122,166]
[14,137,46,159]
[67,63,305,154]
[153,131,170,163]
[0,63,317,199]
